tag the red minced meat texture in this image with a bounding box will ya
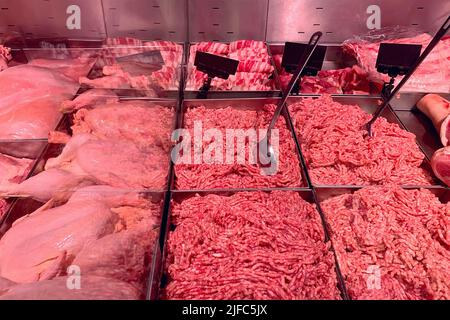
[289,95,433,185]
[174,104,302,189]
[163,191,341,300]
[321,186,450,300]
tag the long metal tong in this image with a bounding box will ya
[258,31,323,170]
[365,15,450,137]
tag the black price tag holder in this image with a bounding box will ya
[281,42,327,93]
[375,43,422,97]
[194,51,239,99]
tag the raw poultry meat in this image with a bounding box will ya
[0,153,33,217]
[186,40,275,91]
[0,276,142,300]
[79,64,159,97]
[0,188,119,283]
[60,89,119,113]
[0,154,33,185]
[0,60,88,139]
[321,186,450,300]
[174,104,302,189]
[70,101,173,151]
[72,219,156,286]
[0,96,69,139]
[0,185,160,286]
[0,133,169,201]
[272,53,375,94]
[28,56,95,82]
[164,191,341,300]
[0,64,78,104]
[0,168,95,202]
[0,45,11,71]
[343,33,450,93]
[0,100,173,200]
[288,95,433,185]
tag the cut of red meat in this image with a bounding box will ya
[288,95,433,185]
[164,191,341,300]
[321,186,450,300]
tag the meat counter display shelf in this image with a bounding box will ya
[286,95,443,188]
[183,41,282,99]
[172,98,311,190]
[149,189,349,300]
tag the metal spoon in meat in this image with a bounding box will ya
[258,31,322,174]
[365,15,450,137]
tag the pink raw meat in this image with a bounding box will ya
[186,40,275,91]
[0,133,169,201]
[71,101,173,150]
[60,89,119,113]
[165,191,340,300]
[0,185,157,284]
[28,57,95,82]
[0,64,80,139]
[273,53,375,94]
[321,186,450,300]
[95,37,182,90]
[0,154,32,184]
[0,192,119,283]
[72,226,157,286]
[343,33,450,92]
[0,276,142,300]
[431,147,450,186]
[289,95,433,185]
[174,104,302,189]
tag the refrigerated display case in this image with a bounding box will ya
[0,0,449,301]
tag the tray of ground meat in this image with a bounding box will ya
[173,98,307,190]
[158,190,344,300]
[317,185,450,300]
[288,95,437,186]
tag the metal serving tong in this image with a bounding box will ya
[258,31,323,172]
[365,14,450,137]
